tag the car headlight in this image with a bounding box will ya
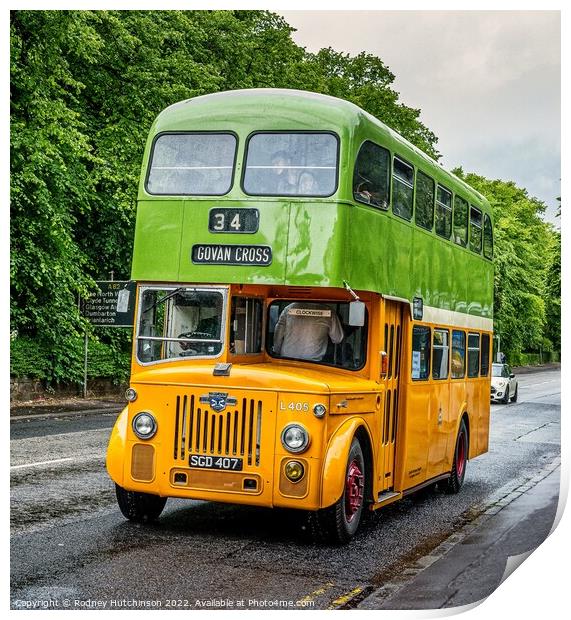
[132,412,157,439]
[497,381,506,387]
[281,423,310,453]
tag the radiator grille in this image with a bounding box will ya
[174,396,263,467]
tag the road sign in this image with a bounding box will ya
[82,281,136,327]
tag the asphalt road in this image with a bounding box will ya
[10,370,560,610]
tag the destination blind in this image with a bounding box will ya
[192,244,272,266]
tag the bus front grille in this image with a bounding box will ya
[173,395,263,467]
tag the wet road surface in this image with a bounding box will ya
[10,370,560,610]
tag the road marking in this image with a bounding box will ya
[10,457,74,470]
[10,454,106,470]
[328,586,365,609]
[296,582,335,606]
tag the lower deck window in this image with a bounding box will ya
[432,329,449,379]
[451,330,466,378]
[266,300,367,370]
[230,297,263,354]
[467,333,480,377]
[411,326,431,380]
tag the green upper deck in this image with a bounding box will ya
[132,89,493,319]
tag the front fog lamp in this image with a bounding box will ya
[313,403,327,418]
[125,387,138,402]
[281,423,310,453]
[284,460,305,482]
[132,412,157,439]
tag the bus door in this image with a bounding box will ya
[379,300,403,492]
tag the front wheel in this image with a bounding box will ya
[511,384,518,402]
[446,420,468,494]
[314,437,366,544]
[115,484,167,523]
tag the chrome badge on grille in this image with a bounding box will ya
[200,392,237,412]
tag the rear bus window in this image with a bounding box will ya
[481,333,490,375]
[146,133,236,196]
[451,330,466,378]
[435,186,452,239]
[432,329,449,379]
[412,326,430,380]
[392,157,414,220]
[353,141,390,209]
[483,214,494,259]
[243,132,338,197]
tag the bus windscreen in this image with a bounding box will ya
[146,133,236,196]
[243,132,338,197]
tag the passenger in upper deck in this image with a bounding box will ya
[270,150,318,195]
[273,302,344,362]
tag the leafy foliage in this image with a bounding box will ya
[453,169,560,361]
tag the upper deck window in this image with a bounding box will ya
[243,132,338,197]
[435,185,452,239]
[146,132,236,196]
[353,141,390,209]
[392,157,414,220]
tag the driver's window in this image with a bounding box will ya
[230,297,263,354]
[502,365,510,378]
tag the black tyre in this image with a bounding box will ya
[115,484,167,523]
[314,437,366,544]
[510,384,518,402]
[502,387,510,404]
[446,420,468,494]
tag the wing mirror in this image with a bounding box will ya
[348,300,366,326]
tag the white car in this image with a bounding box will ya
[491,363,518,403]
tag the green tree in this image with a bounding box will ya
[454,169,559,362]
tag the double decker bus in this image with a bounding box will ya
[106,89,494,543]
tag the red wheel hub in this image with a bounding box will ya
[457,431,466,478]
[345,460,364,522]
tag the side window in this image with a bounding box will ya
[483,214,494,259]
[480,333,490,376]
[392,157,414,220]
[453,195,468,247]
[432,329,449,379]
[415,170,435,230]
[470,206,483,253]
[230,297,263,354]
[467,333,480,377]
[435,185,452,239]
[353,141,390,209]
[411,326,430,380]
[451,330,466,378]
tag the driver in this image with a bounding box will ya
[177,296,222,355]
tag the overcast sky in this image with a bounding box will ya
[280,10,561,224]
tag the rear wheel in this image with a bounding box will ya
[115,484,167,523]
[446,420,468,494]
[312,437,366,544]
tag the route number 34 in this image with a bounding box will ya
[213,212,241,231]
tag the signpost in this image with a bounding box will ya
[81,280,136,398]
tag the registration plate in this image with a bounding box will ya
[189,455,243,471]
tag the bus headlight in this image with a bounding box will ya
[281,424,310,453]
[132,412,157,439]
[125,387,138,402]
[284,460,305,482]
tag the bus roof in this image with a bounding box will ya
[149,88,488,209]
